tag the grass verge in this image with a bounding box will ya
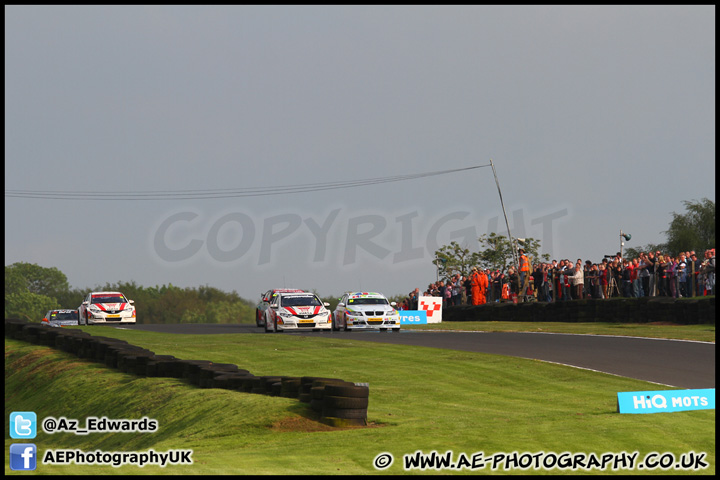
[5,328,715,475]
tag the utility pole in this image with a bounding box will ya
[489,159,520,289]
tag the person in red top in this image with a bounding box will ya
[623,258,635,297]
[470,267,489,305]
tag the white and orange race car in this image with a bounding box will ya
[263,291,331,332]
[78,291,136,325]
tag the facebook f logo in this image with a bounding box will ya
[10,444,37,470]
[10,411,37,439]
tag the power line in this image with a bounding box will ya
[5,164,490,201]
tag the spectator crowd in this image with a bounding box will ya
[397,248,715,309]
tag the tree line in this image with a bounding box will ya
[5,262,257,324]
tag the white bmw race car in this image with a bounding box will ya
[264,292,332,332]
[333,292,401,331]
[78,291,136,325]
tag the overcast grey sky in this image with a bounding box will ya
[5,5,715,301]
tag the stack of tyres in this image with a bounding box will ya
[196,363,245,388]
[37,327,60,346]
[56,330,92,354]
[88,337,130,362]
[20,324,45,344]
[145,355,178,377]
[179,360,213,386]
[116,349,156,375]
[279,377,302,398]
[240,376,259,393]
[103,343,141,369]
[321,383,369,427]
[298,377,345,403]
[155,358,189,379]
[5,319,28,339]
[270,381,283,396]
[248,376,282,395]
[211,372,252,390]
[130,352,158,376]
[262,376,284,395]
[309,379,353,413]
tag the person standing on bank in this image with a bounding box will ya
[518,249,531,300]
[470,266,489,305]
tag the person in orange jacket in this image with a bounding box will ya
[518,249,532,299]
[470,266,489,305]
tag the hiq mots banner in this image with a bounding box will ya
[617,388,715,414]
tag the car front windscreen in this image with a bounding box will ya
[281,296,321,307]
[92,296,126,304]
[51,311,78,320]
[347,298,388,305]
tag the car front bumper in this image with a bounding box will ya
[346,318,401,330]
[87,314,136,324]
[277,318,332,330]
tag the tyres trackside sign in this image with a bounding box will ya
[399,311,427,325]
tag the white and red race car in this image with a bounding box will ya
[78,291,136,325]
[255,288,305,327]
[264,292,331,332]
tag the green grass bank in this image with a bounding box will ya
[5,325,715,475]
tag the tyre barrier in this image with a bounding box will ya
[319,383,370,427]
[5,318,370,427]
[442,296,715,324]
[279,377,302,398]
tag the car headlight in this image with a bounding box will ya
[278,312,293,318]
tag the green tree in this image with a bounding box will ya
[432,234,548,280]
[475,234,547,271]
[5,266,28,295]
[432,241,480,278]
[5,291,60,322]
[664,198,715,255]
[5,262,69,299]
[5,263,68,321]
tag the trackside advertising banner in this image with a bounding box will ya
[617,388,715,414]
[399,311,427,325]
[418,296,442,323]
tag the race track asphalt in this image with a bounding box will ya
[115,323,715,389]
